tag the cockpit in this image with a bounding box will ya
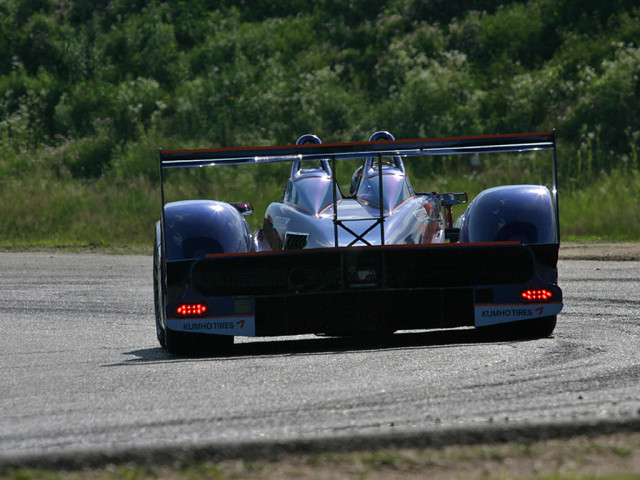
[281,131,415,216]
[282,165,336,215]
[350,131,415,213]
[281,134,338,215]
[352,162,415,213]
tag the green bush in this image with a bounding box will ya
[379,50,484,139]
[53,80,111,138]
[567,44,640,163]
[62,133,114,179]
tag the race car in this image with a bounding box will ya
[154,131,563,354]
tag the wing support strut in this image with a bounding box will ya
[331,154,387,248]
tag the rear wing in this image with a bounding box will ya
[159,131,559,243]
[159,131,556,168]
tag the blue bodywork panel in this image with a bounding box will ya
[458,185,557,244]
[163,200,252,260]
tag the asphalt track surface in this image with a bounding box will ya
[0,252,639,468]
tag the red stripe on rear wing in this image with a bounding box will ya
[158,131,556,169]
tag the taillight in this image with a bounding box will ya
[175,303,209,317]
[519,288,554,303]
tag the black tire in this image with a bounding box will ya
[165,329,234,356]
[153,268,166,348]
[153,232,167,349]
[477,316,557,340]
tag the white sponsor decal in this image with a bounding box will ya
[474,303,563,327]
[167,316,256,336]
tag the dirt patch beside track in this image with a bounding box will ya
[560,242,640,261]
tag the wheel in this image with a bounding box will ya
[165,329,234,356]
[153,232,166,348]
[526,315,557,338]
[153,270,166,348]
[477,316,557,340]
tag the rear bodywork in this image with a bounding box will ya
[154,132,563,353]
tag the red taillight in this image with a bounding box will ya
[519,288,554,303]
[175,303,208,317]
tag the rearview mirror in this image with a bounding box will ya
[231,203,253,216]
[440,192,468,206]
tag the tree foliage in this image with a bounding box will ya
[0,0,638,183]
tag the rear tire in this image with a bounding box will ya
[478,316,557,340]
[153,231,166,349]
[153,273,166,348]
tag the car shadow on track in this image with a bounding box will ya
[113,327,546,366]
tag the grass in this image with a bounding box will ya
[560,168,640,241]
[1,432,639,479]
[0,153,638,250]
